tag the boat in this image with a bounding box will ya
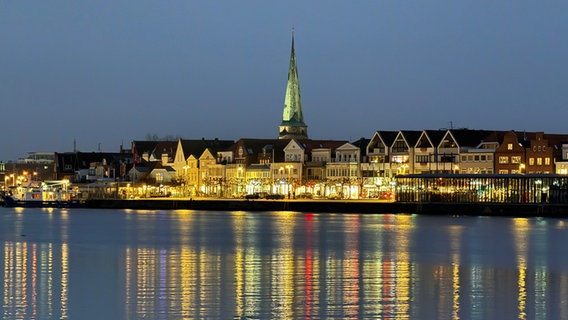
[1,180,85,208]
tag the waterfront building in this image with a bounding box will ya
[172,138,234,196]
[396,174,568,204]
[365,131,399,193]
[436,129,494,174]
[278,31,308,140]
[413,130,446,174]
[525,132,554,174]
[54,151,125,182]
[326,142,362,199]
[390,130,421,175]
[459,141,497,174]
[494,131,527,174]
[555,143,568,174]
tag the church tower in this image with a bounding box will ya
[279,31,308,140]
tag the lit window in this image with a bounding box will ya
[511,156,521,164]
[499,169,508,174]
[529,158,534,165]
[508,144,513,150]
[537,158,542,165]
[499,156,509,164]
[545,157,550,165]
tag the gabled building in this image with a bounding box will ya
[437,129,494,174]
[366,130,398,176]
[525,132,554,174]
[494,131,527,174]
[414,130,446,174]
[391,130,421,175]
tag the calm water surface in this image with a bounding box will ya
[1,208,568,319]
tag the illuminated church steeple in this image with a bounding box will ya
[279,30,308,140]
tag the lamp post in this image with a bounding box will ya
[519,163,525,174]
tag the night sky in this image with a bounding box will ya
[1,1,567,161]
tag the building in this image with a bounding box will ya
[278,31,308,140]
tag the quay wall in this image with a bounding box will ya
[82,199,568,217]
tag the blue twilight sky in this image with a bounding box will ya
[1,1,567,161]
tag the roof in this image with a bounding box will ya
[448,129,495,147]
[375,131,399,147]
[399,130,422,147]
[424,130,447,146]
[180,139,235,159]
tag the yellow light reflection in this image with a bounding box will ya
[513,218,529,320]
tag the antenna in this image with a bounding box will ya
[73,139,76,152]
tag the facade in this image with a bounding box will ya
[525,132,554,174]
[494,131,527,174]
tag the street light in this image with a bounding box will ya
[519,163,525,174]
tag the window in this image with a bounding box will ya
[545,157,550,165]
[499,169,509,174]
[511,156,521,164]
[529,158,534,165]
[499,156,509,164]
[416,155,429,163]
[537,158,542,165]
[481,155,486,161]
[461,156,467,162]
[474,155,480,161]
[508,144,513,150]
[538,146,542,152]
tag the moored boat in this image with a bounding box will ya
[1,180,85,208]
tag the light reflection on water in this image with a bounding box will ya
[1,209,568,319]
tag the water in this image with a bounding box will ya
[1,208,568,320]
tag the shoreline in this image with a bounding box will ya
[76,198,568,217]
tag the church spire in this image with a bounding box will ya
[279,29,308,140]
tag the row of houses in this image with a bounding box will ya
[44,128,568,199]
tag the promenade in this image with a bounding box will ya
[81,198,568,217]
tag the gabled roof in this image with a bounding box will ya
[399,130,422,147]
[232,138,287,162]
[131,140,177,163]
[424,130,447,147]
[375,130,399,147]
[180,139,235,159]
